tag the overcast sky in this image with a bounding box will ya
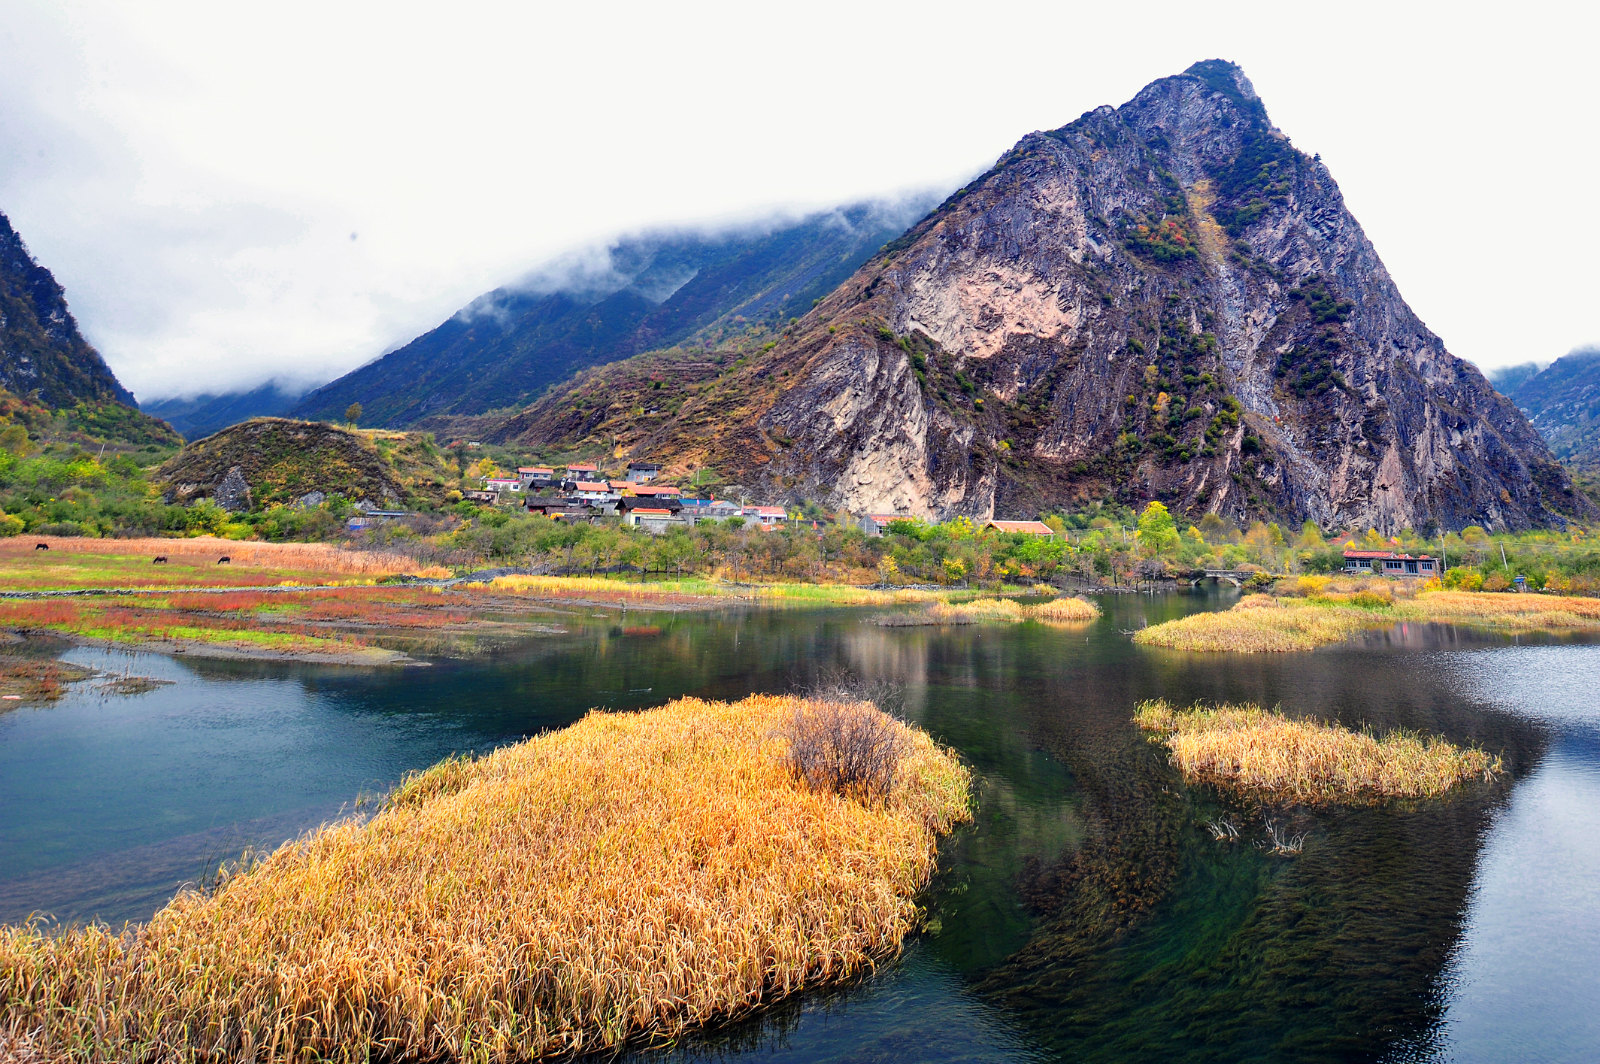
[2,1,1596,402]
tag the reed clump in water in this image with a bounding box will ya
[0,693,971,1063]
[1135,586,1600,653]
[1134,699,1500,803]
[1133,594,1371,652]
[874,596,1100,627]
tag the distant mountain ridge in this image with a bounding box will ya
[290,199,937,428]
[475,60,1587,532]
[1492,350,1600,470]
[0,209,177,444]
[143,381,305,441]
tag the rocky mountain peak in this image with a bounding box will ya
[498,62,1589,533]
[0,209,137,409]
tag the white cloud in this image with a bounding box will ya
[2,0,1597,401]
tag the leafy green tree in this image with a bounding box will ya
[1137,501,1180,556]
[345,403,363,426]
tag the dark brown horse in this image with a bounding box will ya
[34,543,48,550]
[217,556,231,565]
[152,556,168,564]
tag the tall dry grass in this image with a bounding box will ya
[1134,699,1500,803]
[0,694,971,1063]
[1134,595,1370,652]
[1407,589,1600,626]
[876,596,1100,628]
[0,536,448,579]
[482,574,941,607]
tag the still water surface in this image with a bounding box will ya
[1,591,1596,1063]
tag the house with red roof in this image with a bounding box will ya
[1342,550,1439,577]
[742,505,787,528]
[986,519,1055,536]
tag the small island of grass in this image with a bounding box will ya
[1134,578,1600,653]
[0,693,971,1062]
[1134,699,1500,803]
[873,595,1101,627]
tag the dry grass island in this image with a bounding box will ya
[1135,699,1500,804]
[0,693,971,1063]
[872,595,1101,627]
[1135,576,1600,653]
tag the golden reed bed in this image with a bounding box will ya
[1134,588,1600,653]
[1135,700,1499,803]
[0,535,448,579]
[876,596,1101,627]
[0,695,970,1063]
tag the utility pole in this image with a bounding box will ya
[1500,542,1509,570]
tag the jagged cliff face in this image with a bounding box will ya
[0,210,136,409]
[718,60,1582,532]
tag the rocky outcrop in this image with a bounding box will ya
[157,418,407,510]
[741,60,1587,531]
[494,61,1587,533]
[0,209,178,444]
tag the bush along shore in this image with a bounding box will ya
[1133,577,1600,653]
[1134,700,1501,804]
[0,693,971,1063]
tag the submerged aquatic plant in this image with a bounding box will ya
[0,694,971,1063]
[1134,699,1500,804]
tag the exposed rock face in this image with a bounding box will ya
[482,61,1584,532]
[213,467,253,512]
[761,62,1588,530]
[592,60,1580,533]
[0,210,135,409]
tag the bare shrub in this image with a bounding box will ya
[782,693,909,804]
[796,667,906,718]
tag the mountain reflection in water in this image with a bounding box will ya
[0,591,1594,1063]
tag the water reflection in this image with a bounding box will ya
[1435,648,1600,1064]
[0,597,1594,1063]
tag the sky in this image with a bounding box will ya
[1,1,1596,402]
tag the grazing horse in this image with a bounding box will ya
[34,543,48,550]
[217,556,231,565]
[152,556,168,564]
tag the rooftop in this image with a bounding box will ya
[988,520,1055,535]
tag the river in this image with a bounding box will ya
[1,590,1596,1062]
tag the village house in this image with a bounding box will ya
[463,489,498,504]
[518,466,555,489]
[680,498,742,520]
[572,480,620,508]
[623,507,690,533]
[986,519,1055,536]
[626,461,661,483]
[742,505,787,529]
[1342,549,1439,577]
[860,514,907,537]
[524,499,590,520]
[483,476,522,494]
[563,462,600,479]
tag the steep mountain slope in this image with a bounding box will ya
[290,200,933,428]
[0,210,178,444]
[489,60,1585,533]
[143,380,304,440]
[1491,349,1600,470]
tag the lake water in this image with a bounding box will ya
[1,591,1596,1063]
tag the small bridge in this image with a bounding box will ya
[1191,568,1253,587]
